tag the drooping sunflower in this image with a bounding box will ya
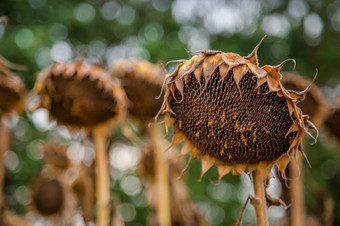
[34,61,127,226]
[109,58,165,126]
[34,61,127,129]
[158,39,317,225]
[158,40,317,179]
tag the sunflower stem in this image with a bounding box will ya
[151,124,171,226]
[290,152,305,226]
[0,122,9,220]
[253,168,268,226]
[93,126,110,226]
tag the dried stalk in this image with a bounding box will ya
[253,168,269,226]
[93,126,110,226]
[290,152,305,226]
[151,124,171,226]
[0,122,9,222]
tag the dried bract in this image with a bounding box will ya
[282,72,327,127]
[324,97,340,142]
[158,41,316,179]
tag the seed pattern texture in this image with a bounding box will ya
[170,70,295,164]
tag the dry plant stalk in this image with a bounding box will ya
[0,123,9,223]
[34,61,127,226]
[110,58,173,225]
[150,124,171,226]
[0,55,26,223]
[93,125,110,226]
[138,139,210,226]
[158,38,317,225]
[281,72,327,226]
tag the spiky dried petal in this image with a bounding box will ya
[281,72,327,127]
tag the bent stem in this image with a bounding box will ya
[0,122,9,219]
[0,122,9,221]
[150,124,171,226]
[290,152,305,226]
[252,168,269,226]
[93,126,110,226]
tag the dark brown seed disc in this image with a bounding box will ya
[38,62,125,128]
[33,179,64,215]
[46,74,117,126]
[169,69,295,164]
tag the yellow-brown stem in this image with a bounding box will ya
[290,153,305,226]
[151,125,171,226]
[93,126,110,226]
[253,168,269,226]
[0,122,9,217]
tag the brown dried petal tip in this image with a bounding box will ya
[158,40,317,179]
[109,58,165,123]
[281,72,327,127]
[34,61,127,129]
[0,59,26,117]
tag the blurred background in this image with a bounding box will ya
[0,0,340,225]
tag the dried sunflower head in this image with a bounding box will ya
[281,72,327,127]
[32,178,64,216]
[0,58,26,117]
[159,40,317,180]
[34,61,127,129]
[109,58,165,124]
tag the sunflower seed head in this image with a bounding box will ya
[159,41,317,179]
